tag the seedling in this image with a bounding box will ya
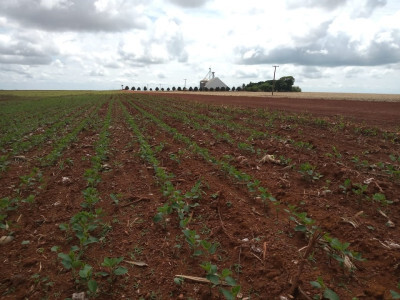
[298,163,323,182]
[339,179,352,194]
[100,257,128,283]
[200,262,241,300]
[310,276,339,300]
[60,211,100,251]
[351,183,368,199]
[82,187,100,210]
[57,246,83,282]
[79,264,98,296]
[183,229,218,257]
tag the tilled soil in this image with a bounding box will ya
[0,92,399,300]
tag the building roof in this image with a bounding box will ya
[204,77,228,89]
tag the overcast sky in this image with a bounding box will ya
[1,0,400,93]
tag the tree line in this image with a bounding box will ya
[123,86,246,92]
[244,76,301,92]
[123,76,301,92]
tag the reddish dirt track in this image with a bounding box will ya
[154,92,400,130]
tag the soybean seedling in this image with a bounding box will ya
[310,276,339,300]
[100,257,128,283]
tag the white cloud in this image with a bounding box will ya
[0,0,399,92]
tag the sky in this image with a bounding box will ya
[0,0,400,93]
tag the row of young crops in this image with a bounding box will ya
[0,92,399,299]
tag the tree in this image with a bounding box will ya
[292,86,301,92]
[172,86,176,91]
[124,86,129,90]
[232,86,236,91]
[189,87,193,91]
[149,88,153,91]
[131,86,135,91]
[204,87,209,91]
[143,86,147,91]
[161,88,164,91]
[236,86,241,91]
[177,87,182,91]
[155,87,159,91]
[167,87,170,91]
[194,86,199,91]
[209,87,214,91]
[226,86,230,91]
[137,87,141,91]
[215,87,220,92]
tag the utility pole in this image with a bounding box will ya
[184,79,187,89]
[272,65,279,96]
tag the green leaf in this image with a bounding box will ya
[391,290,400,299]
[224,276,237,286]
[310,280,322,289]
[153,213,163,223]
[95,271,109,277]
[79,264,92,279]
[221,269,232,278]
[70,245,79,252]
[51,246,60,252]
[88,279,97,293]
[231,285,241,296]
[174,277,183,285]
[209,243,218,254]
[219,288,234,300]
[59,223,68,231]
[295,225,307,232]
[193,249,203,256]
[206,274,220,285]
[58,253,72,269]
[21,240,30,245]
[114,266,128,276]
[323,288,339,300]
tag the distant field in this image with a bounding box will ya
[0,90,115,99]
[186,91,400,102]
[1,90,399,102]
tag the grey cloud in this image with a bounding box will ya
[233,69,259,79]
[0,65,33,78]
[301,66,325,79]
[353,0,387,17]
[0,0,148,32]
[0,33,58,65]
[295,21,332,44]
[237,30,400,67]
[89,69,105,77]
[168,0,210,8]
[286,0,347,10]
[166,34,188,63]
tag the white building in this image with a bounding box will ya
[200,68,228,90]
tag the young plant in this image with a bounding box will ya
[372,193,392,205]
[100,257,128,283]
[339,179,352,194]
[57,246,83,283]
[81,187,100,210]
[79,264,98,296]
[298,163,323,182]
[200,262,241,300]
[60,211,100,251]
[310,276,339,300]
[183,229,218,257]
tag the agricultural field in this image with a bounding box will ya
[0,91,400,299]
